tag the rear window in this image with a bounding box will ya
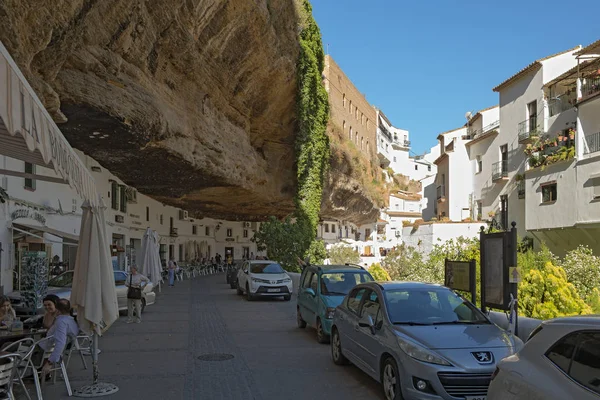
[250,262,285,274]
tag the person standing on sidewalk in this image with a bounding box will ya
[167,258,176,287]
[126,266,149,324]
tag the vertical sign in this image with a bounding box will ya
[19,251,49,312]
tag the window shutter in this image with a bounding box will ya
[111,182,118,210]
[119,185,127,212]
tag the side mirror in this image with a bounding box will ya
[358,315,376,335]
[304,288,316,297]
[243,269,248,274]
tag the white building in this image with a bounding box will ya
[402,221,487,257]
[433,126,471,221]
[489,45,581,236]
[521,40,600,256]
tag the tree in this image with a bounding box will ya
[381,245,438,283]
[306,240,327,264]
[328,245,360,265]
[519,262,591,320]
[561,245,600,301]
[369,263,390,281]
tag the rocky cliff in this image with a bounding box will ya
[0,0,300,220]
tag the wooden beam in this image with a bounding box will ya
[0,169,67,185]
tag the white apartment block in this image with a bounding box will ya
[489,45,581,238]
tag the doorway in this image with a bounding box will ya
[225,247,234,261]
[242,247,250,260]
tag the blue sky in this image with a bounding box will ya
[311,0,600,155]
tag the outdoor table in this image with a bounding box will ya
[0,328,47,347]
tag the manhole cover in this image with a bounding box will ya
[197,353,235,361]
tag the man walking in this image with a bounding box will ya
[126,266,149,323]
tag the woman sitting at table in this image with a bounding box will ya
[0,296,16,326]
[41,294,60,329]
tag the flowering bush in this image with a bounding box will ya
[561,245,600,302]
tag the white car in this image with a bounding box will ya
[488,315,600,400]
[236,260,293,301]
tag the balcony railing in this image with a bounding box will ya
[518,117,539,143]
[482,120,500,133]
[492,160,508,181]
[548,93,577,117]
[584,132,600,155]
[581,76,600,99]
[517,180,525,199]
[379,125,393,141]
[436,184,446,200]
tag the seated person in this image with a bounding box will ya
[0,296,16,326]
[38,299,79,373]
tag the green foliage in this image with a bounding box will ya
[519,262,591,320]
[561,245,600,301]
[306,240,327,265]
[517,243,559,274]
[587,288,600,314]
[369,263,391,281]
[328,245,360,265]
[382,245,436,283]
[252,216,312,272]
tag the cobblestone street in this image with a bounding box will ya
[41,273,382,399]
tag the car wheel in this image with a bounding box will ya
[297,308,307,329]
[236,281,243,295]
[246,284,254,301]
[382,357,403,400]
[331,327,349,365]
[141,298,146,314]
[316,318,330,344]
[283,295,291,301]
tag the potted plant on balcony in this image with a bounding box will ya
[568,128,575,140]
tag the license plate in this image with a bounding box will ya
[267,288,280,293]
[465,397,486,400]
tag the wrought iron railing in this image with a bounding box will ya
[482,120,500,133]
[379,125,393,141]
[581,77,600,99]
[518,117,539,142]
[436,184,445,200]
[517,180,525,199]
[548,92,577,117]
[492,160,508,181]
[584,132,600,155]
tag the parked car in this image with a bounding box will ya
[236,260,293,301]
[331,281,523,400]
[488,315,600,400]
[297,264,374,343]
[227,263,240,287]
[8,270,156,314]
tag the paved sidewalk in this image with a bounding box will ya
[36,273,382,400]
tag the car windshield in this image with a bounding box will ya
[48,271,74,288]
[250,262,285,274]
[321,272,373,295]
[385,288,489,325]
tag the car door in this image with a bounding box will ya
[237,262,248,289]
[298,270,313,320]
[340,287,368,359]
[115,271,128,309]
[303,273,319,326]
[353,289,384,374]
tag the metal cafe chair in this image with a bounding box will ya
[0,352,22,400]
[32,336,73,397]
[2,338,36,400]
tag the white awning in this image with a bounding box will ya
[0,40,98,206]
[11,222,79,245]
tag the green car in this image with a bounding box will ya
[296,264,374,344]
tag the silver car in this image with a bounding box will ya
[488,316,600,400]
[331,282,523,400]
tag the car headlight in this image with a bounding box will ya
[325,307,336,319]
[283,278,292,283]
[397,337,452,366]
[251,277,269,284]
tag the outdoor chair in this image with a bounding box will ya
[2,338,37,400]
[65,333,93,370]
[32,336,73,397]
[0,352,21,400]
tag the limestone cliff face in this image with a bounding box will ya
[0,0,300,220]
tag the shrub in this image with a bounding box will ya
[561,245,600,301]
[328,245,361,265]
[369,263,391,281]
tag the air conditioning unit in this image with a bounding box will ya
[125,187,137,204]
[179,210,188,220]
[243,222,251,228]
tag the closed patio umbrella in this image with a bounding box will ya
[140,228,162,292]
[70,199,119,396]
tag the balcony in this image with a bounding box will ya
[525,139,575,169]
[393,137,410,148]
[379,125,393,141]
[492,160,508,182]
[170,227,178,237]
[584,132,600,155]
[482,120,500,133]
[581,76,600,100]
[548,92,577,117]
[436,184,446,202]
[517,180,525,199]
[518,117,540,143]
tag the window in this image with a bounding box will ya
[24,162,36,190]
[301,271,314,289]
[343,120,346,132]
[160,214,163,225]
[324,224,329,233]
[365,228,371,239]
[477,201,483,219]
[361,113,364,125]
[309,273,318,292]
[170,217,174,229]
[593,176,600,199]
[349,100,352,114]
[226,228,233,237]
[355,106,358,119]
[415,165,418,170]
[349,126,352,141]
[393,157,396,162]
[347,288,367,314]
[361,290,381,326]
[546,331,600,395]
[476,156,482,173]
[111,182,118,210]
[331,224,336,233]
[192,225,197,235]
[205,226,210,236]
[342,93,346,107]
[527,100,537,132]
[428,165,432,172]
[500,194,508,229]
[542,182,557,203]
[243,229,248,238]
[361,137,364,150]
[355,132,358,144]
[119,185,127,213]
[146,206,150,222]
